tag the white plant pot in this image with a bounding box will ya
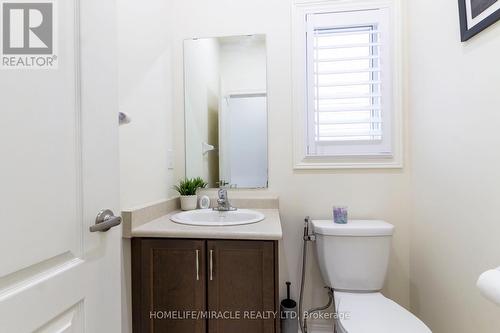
[180,195,198,211]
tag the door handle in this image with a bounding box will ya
[210,250,214,281]
[90,209,122,232]
[196,250,200,281]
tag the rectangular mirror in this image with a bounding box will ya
[184,34,268,189]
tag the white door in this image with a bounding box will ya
[0,0,121,332]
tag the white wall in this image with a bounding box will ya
[408,1,500,332]
[171,0,412,311]
[118,1,175,332]
[219,37,267,94]
[118,2,175,208]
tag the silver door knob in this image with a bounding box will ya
[89,209,122,232]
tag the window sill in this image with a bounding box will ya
[293,156,403,170]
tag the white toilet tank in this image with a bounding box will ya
[312,220,394,292]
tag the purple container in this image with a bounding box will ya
[333,206,348,224]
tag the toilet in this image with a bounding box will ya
[312,220,431,333]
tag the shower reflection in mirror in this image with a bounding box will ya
[184,34,268,189]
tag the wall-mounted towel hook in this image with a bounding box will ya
[119,112,131,126]
[202,142,216,155]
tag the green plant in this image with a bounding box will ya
[173,177,208,196]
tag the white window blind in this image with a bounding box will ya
[306,8,393,157]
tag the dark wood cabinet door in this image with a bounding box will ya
[132,238,206,333]
[207,240,277,333]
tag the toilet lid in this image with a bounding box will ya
[335,292,431,333]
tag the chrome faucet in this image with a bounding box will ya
[213,188,237,211]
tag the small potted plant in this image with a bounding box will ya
[173,177,208,211]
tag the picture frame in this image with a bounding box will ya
[459,0,500,41]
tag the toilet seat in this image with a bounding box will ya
[334,292,431,333]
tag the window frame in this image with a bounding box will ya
[292,0,403,169]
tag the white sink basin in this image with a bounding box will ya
[170,209,265,226]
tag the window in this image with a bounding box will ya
[293,2,402,169]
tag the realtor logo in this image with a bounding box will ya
[1,0,57,69]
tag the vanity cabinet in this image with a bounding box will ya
[132,238,279,333]
[132,239,206,333]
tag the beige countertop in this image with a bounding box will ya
[122,196,282,240]
[130,209,282,240]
